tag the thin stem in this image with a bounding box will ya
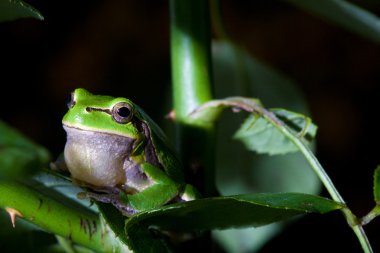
[263,111,373,253]
[361,205,380,226]
[191,98,374,252]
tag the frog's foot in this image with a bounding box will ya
[178,184,201,202]
[78,191,137,216]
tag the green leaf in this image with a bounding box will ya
[359,166,380,225]
[0,148,41,178]
[234,109,317,155]
[0,0,44,22]
[33,171,98,212]
[95,203,132,253]
[285,0,380,44]
[0,210,57,252]
[124,193,342,253]
[192,98,317,156]
[374,165,380,203]
[0,120,50,179]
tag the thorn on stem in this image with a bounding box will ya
[165,110,176,121]
[5,207,23,228]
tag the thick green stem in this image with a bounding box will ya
[0,180,129,253]
[170,0,217,197]
[170,0,213,121]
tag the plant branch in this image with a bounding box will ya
[191,98,373,253]
[0,180,130,253]
[261,110,373,253]
[361,205,380,226]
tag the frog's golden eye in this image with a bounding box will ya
[112,102,133,124]
[67,92,76,109]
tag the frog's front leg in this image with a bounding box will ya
[126,164,201,211]
[126,162,181,212]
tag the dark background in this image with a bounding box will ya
[1,0,380,252]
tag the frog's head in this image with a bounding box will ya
[63,88,148,187]
[63,88,142,138]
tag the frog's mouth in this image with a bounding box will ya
[62,122,129,137]
[62,125,136,153]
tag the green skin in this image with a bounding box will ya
[62,88,198,216]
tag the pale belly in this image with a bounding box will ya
[63,125,135,187]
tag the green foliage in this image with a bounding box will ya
[358,166,380,226]
[0,0,43,22]
[0,120,50,179]
[0,209,56,252]
[374,166,380,203]
[1,0,379,252]
[121,193,342,253]
[234,109,317,155]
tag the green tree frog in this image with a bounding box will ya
[62,88,199,216]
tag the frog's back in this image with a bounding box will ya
[135,105,185,184]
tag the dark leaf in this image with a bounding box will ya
[285,0,380,44]
[124,193,342,253]
[374,165,380,203]
[0,0,43,22]
[0,120,50,179]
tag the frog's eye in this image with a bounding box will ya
[67,92,76,109]
[112,102,133,124]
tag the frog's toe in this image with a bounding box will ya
[78,191,136,216]
[77,191,116,203]
[179,184,201,201]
